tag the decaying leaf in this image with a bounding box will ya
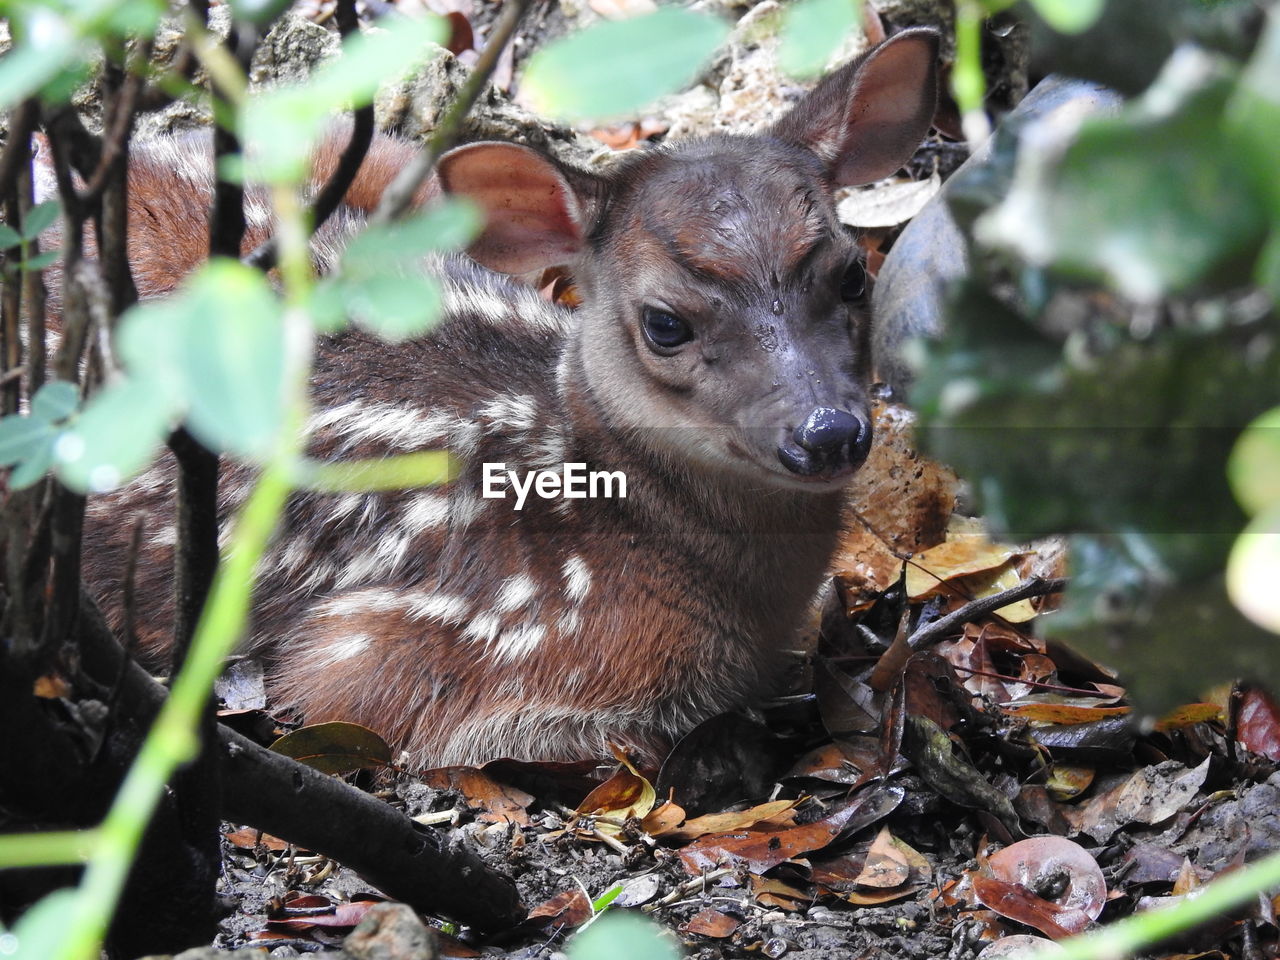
[269,721,392,775]
[1061,757,1211,842]
[421,766,535,826]
[575,747,656,834]
[680,907,740,938]
[529,888,593,930]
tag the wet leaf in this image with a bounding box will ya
[1061,757,1210,843]
[980,836,1106,937]
[1236,684,1280,763]
[269,721,392,774]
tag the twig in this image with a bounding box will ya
[371,0,535,225]
[906,576,1069,649]
[243,0,371,271]
[645,868,735,912]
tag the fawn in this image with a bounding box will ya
[69,28,939,767]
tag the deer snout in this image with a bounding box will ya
[777,406,872,479]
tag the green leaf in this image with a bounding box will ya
[270,721,392,774]
[8,437,56,489]
[0,20,78,110]
[0,224,23,249]
[342,199,483,271]
[118,259,287,459]
[778,0,859,79]
[242,15,445,184]
[977,51,1268,301]
[31,380,79,424]
[0,416,54,467]
[1228,507,1280,634]
[21,250,61,272]
[591,883,624,913]
[522,8,729,121]
[1027,0,1105,33]
[21,200,60,239]
[1225,12,1280,219]
[1228,406,1280,517]
[341,272,444,342]
[227,0,295,26]
[53,378,175,494]
[8,888,82,960]
[567,912,680,960]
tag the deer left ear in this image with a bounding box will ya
[437,141,600,275]
[772,27,939,187]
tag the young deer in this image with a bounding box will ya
[77,28,939,767]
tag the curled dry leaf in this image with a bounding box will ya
[854,827,911,888]
[836,171,942,229]
[575,748,656,833]
[975,836,1107,938]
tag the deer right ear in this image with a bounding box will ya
[772,27,939,187]
[437,142,597,275]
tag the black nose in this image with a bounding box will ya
[778,406,872,477]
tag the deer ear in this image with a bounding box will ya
[772,27,939,187]
[437,142,597,275]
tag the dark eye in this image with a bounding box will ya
[642,307,694,351]
[840,260,867,302]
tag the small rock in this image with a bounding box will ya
[344,902,438,960]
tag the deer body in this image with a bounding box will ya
[73,30,939,767]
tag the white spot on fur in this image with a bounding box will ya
[476,393,538,433]
[315,590,404,619]
[494,574,537,614]
[494,622,546,660]
[402,492,450,534]
[406,592,470,625]
[556,608,583,638]
[562,555,592,604]
[462,611,502,644]
[321,634,371,663]
[529,428,567,470]
[150,525,177,547]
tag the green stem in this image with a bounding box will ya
[952,0,990,144]
[0,831,98,869]
[58,458,294,960]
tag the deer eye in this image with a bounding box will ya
[840,260,867,302]
[642,307,694,351]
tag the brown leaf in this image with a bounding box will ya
[1155,702,1224,732]
[680,907,739,938]
[529,888,593,929]
[640,799,686,836]
[575,750,656,828]
[421,766,534,826]
[224,826,289,852]
[1001,703,1131,725]
[33,674,71,698]
[1237,684,1280,762]
[267,899,378,931]
[976,836,1107,938]
[905,517,1019,600]
[749,874,812,909]
[1061,758,1210,843]
[678,785,903,875]
[854,827,911,888]
[664,799,800,842]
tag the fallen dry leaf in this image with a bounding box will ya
[663,798,800,842]
[854,827,911,888]
[575,749,656,832]
[680,907,739,938]
[529,888,593,930]
[1061,758,1210,842]
[678,785,903,875]
[422,766,534,826]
